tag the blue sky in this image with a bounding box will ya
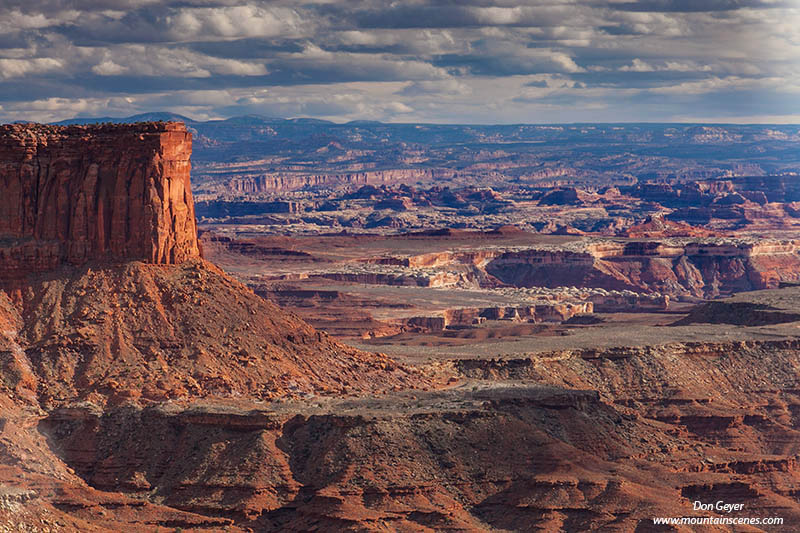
[1,0,799,124]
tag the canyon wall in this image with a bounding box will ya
[227,168,458,193]
[0,122,199,278]
[0,122,426,407]
[40,338,800,530]
[343,240,800,297]
[484,240,800,298]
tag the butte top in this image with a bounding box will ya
[0,122,200,278]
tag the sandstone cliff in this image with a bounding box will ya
[224,168,457,193]
[38,337,800,530]
[0,122,199,278]
[0,122,441,531]
[0,122,427,407]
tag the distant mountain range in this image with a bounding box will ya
[52,112,201,125]
[36,113,800,183]
[51,112,347,127]
[50,111,800,129]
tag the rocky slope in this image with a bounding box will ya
[19,260,423,408]
[39,336,800,531]
[5,121,800,531]
[0,122,432,531]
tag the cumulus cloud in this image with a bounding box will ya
[164,5,304,41]
[0,8,81,33]
[88,45,268,77]
[436,40,586,76]
[0,58,63,78]
[619,58,712,72]
[0,0,798,123]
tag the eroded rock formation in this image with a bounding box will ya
[0,122,199,279]
[226,168,458,193]
[0,123,434,530]
[38,337,800,530]
[484,239,800,298]
[0,122,428,407]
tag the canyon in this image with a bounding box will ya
[3,120,800,532]
[0,123,432,531]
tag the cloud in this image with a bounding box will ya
[0,58,63,78]
[611,0,790,12]
[354,4,587,29]
[436,40,586,76]
[0,8,81,33]
[266,44,449,83]
[619,58,712,72]
[0,0,798,124]
[52,4,308,45]
[386,101,414,113]
[397,79,472,97]
[165,5,304,41]
[87,45,268,77]
[620,58,656,72]
[646,75,783,95]
[329,29,462,56]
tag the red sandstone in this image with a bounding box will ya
[0,122,199,278]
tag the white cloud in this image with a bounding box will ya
[165,5,305,41]
[399,79,472,97]
[468,40,586,74]
[647,76,788,95]
[0,58,63,78]
[333,29,461,55]
[91,59,127,75]
[386,101,413,113]
[282,44,450,81]
[89,45,268,77]
[619,58,655,72]
[0,8,80,32]
[620,58,712,72]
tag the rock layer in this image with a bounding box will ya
[0,122,199,279]
[41,334,800,531]
[0,122,445,531]
[225,168,458,194]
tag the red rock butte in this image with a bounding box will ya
[0,122,199,277]
[0,121,427,406]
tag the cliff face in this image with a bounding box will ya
[0,122,199,277]
[0,122,441,531]
[39,338,800,530]
[0,122,427,408]
[224,168,457,193]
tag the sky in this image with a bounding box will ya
[1,0,799,124]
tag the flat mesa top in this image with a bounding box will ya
[0,121,187,142]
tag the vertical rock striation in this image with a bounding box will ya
[0,122,199,278]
